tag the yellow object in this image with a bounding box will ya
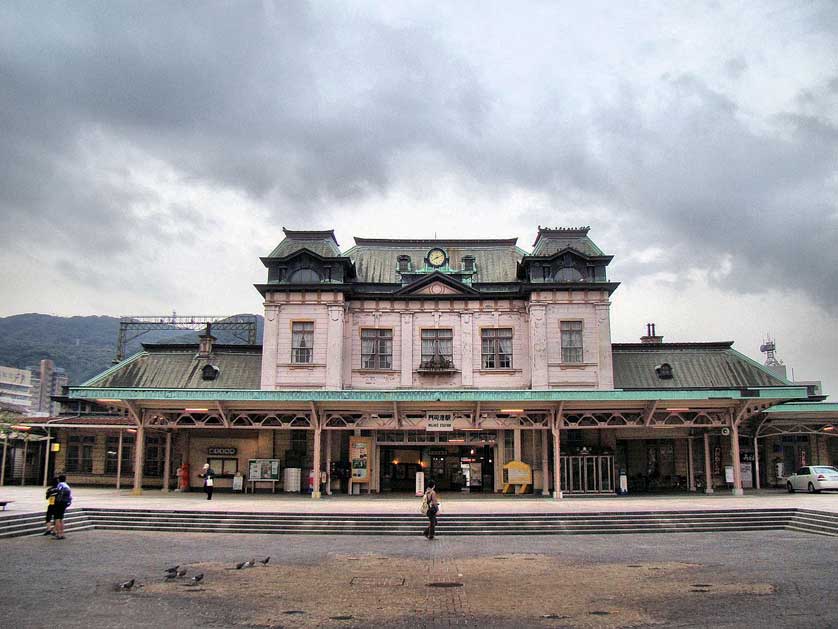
[502,460,532,495]
[51,443,61,452]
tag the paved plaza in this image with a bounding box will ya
[2,485,838,516]
[1,527,837,628]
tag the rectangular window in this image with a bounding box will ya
[561,321,584,363]
[66,435,95,473]
[481,328,513,369]
[144,436,164,476]
[291,321,314,364]
[361,329,393,369]
[105,435,134,474]
[207,457,238,476]
[542,265,552,281]
[421,329,454,367]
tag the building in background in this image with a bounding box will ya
[0,360,67,417]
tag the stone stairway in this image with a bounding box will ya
[2,507,837,539]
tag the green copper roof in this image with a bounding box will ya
[764,402,838,414]
[531,227,605,257]
[267,229,342,258]
[83,346,262,389]
[68,386,808,403]
[612,343,789,389]
[344,239,523,283]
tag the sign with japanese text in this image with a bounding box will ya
[426,412,454,431]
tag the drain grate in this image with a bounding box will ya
[426,582,464,588]
[282,610,305,615]
[692,584,712,588]
[589,611,610,616]
[542,614,570,620]
[329,616,354,621]
[350,576,405,587]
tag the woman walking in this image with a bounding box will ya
[199,463,215,500]
[422,480,439,539]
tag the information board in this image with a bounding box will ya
[349,436,372,482]
[248,459,280,481]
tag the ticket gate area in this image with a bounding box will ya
[560,455,615,494]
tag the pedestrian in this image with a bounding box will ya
[52,474,72,540]
[199,463,215,500]
[421,479,439,540]
[43,476,59,536]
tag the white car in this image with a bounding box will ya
[786,466,838,493]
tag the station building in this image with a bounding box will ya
[23,227,838,497]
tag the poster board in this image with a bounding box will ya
[349,436,372,482]
[248,459,280,481]
[232,474,244,492]
[502,460,532,494]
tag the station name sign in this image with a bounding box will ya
[426,412,454,432]
[207,447,237,456]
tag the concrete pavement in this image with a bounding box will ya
[2,485,837,516]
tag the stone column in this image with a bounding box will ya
[754,436,761,490]
[730,421,743,496]
[460,312,474,387]
[552,421,562,499]
[116,430,124,490]
[21,439,28,486]
[260,304,280,390]
[400,313,413,387]
[541,429,550,496]
[687,438,696,492]
[132,425,145,495]
[312,425,322,499]
[162,431,172,493]
[513,428,521,462]
[703,432,714,494]
[529,304,548,389]
[324,429,332,496]
[325,305,345,389]
[495,430,505,492]
[42,433,51,488]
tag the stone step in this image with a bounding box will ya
[0,507,834,539]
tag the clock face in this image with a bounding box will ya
[427,248,446,267]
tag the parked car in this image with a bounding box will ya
[786,466,838,493]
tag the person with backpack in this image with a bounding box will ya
[43,477,59,536]
[421,479,439,539]
[52,474,72,540]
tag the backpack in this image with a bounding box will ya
[55,485,72,507]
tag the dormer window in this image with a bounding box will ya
[655,363,673,379]
[289,268,320,283]
[397,255,411,273]
[201,364,220,381]
[542,265,552,281]
[462,256,475,272]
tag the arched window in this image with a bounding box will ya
[289,268,321,283]
[556,266,584,281]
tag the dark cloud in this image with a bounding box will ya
[1,2,836,311]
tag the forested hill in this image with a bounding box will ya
[0,314,264,385]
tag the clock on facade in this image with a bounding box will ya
[427,248,446,267]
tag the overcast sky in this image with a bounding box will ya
[1,1,836,397]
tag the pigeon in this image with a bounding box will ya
[118,579,135,591]
[164,572,178,581]
[165,565,179,573]
[188,573,204,585]
[244,559,256,568]
[177,569,187,577]
[259,557,270,566]
[235,561,247,570]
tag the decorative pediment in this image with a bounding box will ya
[394,271,480,296]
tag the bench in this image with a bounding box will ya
[0,500,14,511]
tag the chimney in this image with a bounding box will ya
[198,323,216,358]
[640,322,663,344]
